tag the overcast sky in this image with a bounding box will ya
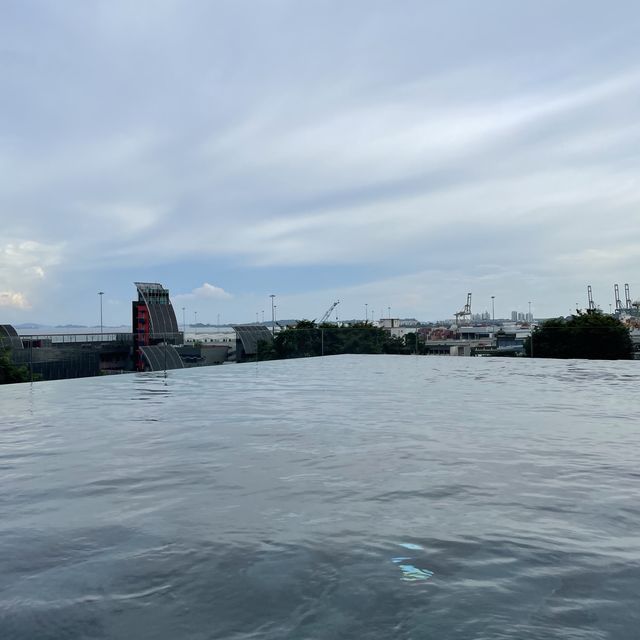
[2,0,640,325]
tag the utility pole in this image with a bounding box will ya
[98,291,104,340]
[529,301,534,358]
[98,291,104,336]
[270,294,276,336]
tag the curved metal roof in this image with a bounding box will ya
[0,324,24,350]
[134,282,179,337]
[139,345,184,371]
[232,324,273,355]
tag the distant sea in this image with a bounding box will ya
[1,355,640,639]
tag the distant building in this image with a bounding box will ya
[132,282,183,371]
[511,311,518,321]
[379,318,419,339]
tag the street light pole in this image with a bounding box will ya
[365,303,368,323]
[270,294,276,336]
[529,301,534,358]
[491,295,495,322]
[98,291,104,336]
[194,311,198,336]
[182,307,186,334]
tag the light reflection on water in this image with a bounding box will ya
[1,355,640,639]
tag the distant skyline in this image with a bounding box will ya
[2,1,640,325]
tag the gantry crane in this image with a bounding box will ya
[625,283,633,310]
[614,284,623,312]
[587,285,596,311]
[454,293,472,324]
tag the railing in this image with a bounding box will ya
[17,333,135,344]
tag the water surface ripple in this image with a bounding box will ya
[1,355,640,639]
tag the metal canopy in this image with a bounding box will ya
[139,345,184,371]
[232,324,273,355]
[0,324,24,350]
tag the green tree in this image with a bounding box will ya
[525,310,633,360]
[271,321,403,359]
[0,349,30,384]
[402,332,421,354]
[256,338,277,361]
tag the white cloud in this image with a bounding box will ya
[175,283,232,301]
[0,241,63,315]
[0,291,30,309]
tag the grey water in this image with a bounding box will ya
[1,355,640,639]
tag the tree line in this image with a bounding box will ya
[257,320,412,360]
[258,311,635,362]
[524,310,633,359]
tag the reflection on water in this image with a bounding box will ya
[1,355,640,639]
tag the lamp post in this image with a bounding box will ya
[365,303,368,323]
[98,292,104,336]
[270,294,276,336]
[529,301,534,358]
[194,311,198,336]
[491,295,495,322]
[182,307,186,334]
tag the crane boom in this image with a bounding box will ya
[614,284,623,312]
[625,283,632,309]
[587,285,596,311]
[319,300,340,324]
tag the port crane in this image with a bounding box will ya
[317,300,340,324]
[625,283,633,310]
[614,284,623,312]
[587,285,596,311]
[454,293,472,324]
